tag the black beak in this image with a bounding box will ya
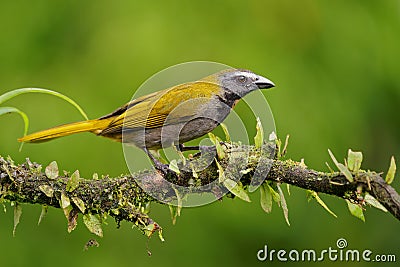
[254,76,275,89]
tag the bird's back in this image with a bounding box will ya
[98,81,223,140]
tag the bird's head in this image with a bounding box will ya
[213,69,275,98]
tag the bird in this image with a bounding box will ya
[18,68,275,172]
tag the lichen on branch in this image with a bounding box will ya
[0,141,399,240]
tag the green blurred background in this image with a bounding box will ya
[1,1,399,266]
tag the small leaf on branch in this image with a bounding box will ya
[38,205,48,226]
[267,183,281,203]
[189,161,198,179]
[346,200,365,222]
[45,161,59,180]
[62,205,74,232]
[168,160,180,174]
[13,202,22,237]
[328,149,353,182]
[39,185,54,198]
[172,186,182,218]
[66,170,80,192]
[223,178,251,202]
[215,159,225,183]
[72,196,86,213]
[169,205,179,225]
[260,183,272,213]
[347,149,363,172]
[364,194,387,212]
[277,184,290,226]
[83,214,103,237]
[60,192,71,209]
[385,156,396,185]
[67,208,79,233]
[282,134,290,157]
[208,133,225,159]
[268,131,277,141]
[254,117,264,149]
[220,123,231,142]
[307,190,337,218]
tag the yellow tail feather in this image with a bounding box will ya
[18,119,109,143]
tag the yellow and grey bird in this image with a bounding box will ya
[18,69,274,171]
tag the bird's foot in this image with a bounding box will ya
[144,148,176,176]
[153,160,175,176]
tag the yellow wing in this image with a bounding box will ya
[99,81,221,136]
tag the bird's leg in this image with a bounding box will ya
[177,144,217,152]
[143,148,171,174]
[176,144,200,151]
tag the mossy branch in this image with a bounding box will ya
[0,142,399,239]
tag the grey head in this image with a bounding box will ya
[217,69,275,98]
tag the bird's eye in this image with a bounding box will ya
[236,75,247,84]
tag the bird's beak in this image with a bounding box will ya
[254,76,275,89]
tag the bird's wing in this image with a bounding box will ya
[99,81,220,135]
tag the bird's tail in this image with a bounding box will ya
[18,119,110,143]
